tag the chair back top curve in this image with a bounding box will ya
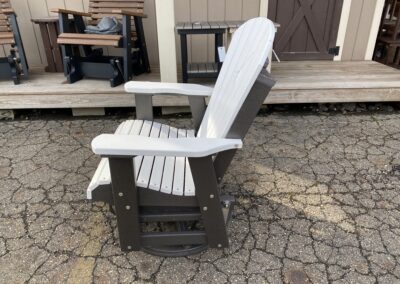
[0,0,12,33]
[197,17,275,139]
[88,0,145,22]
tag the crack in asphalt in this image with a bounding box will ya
[0,113,400,283]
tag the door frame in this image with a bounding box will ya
[334,0,352,61]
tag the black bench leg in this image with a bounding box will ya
[215,33,223,73]
[110,58,125,87]
[7,54,19,85]
[134,16,151,73]
[58,13,84,84]
[109,157,141,251]
[8,14,28,79]
[64,56,83,84]
[122,15,133,82]
[189,156,229,248]
[180,34,188,83]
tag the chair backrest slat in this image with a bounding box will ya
[197,18,275,139]
[89,0,145,20]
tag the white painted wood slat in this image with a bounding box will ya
[134,120,152,177]
[137,122,162,188]
[160,127,178,194]
[172,129,187,196]
[184,130,196,196]
[149,124,170,191]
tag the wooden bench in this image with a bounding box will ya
[51,0,150,87]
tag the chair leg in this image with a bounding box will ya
[109,157,141,251]
[189,156,229,248]
[386,45,397,65]
[110,58,125,87]
[64,56,83,84]
[134,16,151,73]
[58,13,77,78]
[122,15,133,82]
[7,53,19,85]
[8,14,28,79]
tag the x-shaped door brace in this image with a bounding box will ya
[275,0,326,53]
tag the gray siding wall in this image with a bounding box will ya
[5,0,159,68]
[342,0,378,61]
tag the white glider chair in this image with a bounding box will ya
[88,17,276,256]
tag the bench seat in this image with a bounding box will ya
[87,120,196,199]
[57,33,123,47]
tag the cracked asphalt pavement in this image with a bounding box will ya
[1,112,400,283]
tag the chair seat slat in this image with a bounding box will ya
[149,124,170,191]
[137,122,162,188]
[172,129,187,196]
[160,127,178,194]
[184,130,196,196]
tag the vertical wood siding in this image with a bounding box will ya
[3,0,382,66]
[341,0,378,61]
[7,0,159,68]
[174,0,261,63]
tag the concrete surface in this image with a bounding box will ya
[1,113,400,283]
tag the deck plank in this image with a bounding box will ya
[1,61,400,108]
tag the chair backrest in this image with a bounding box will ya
[89,0,145,22]
[0,0,12,33]
[197,17,275,139]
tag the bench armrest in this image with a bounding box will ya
[92,135,242,157]
[50,8,91,17]
[1,8,15,15]
[125,81,213,97]
[112,9,147,18]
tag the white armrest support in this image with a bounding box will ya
[124,81,213,97]
[92,135,242,157]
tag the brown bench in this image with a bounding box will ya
[51,1,150,87]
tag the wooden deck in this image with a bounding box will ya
[1,61,400,110]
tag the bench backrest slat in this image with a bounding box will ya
[89,0,145,20]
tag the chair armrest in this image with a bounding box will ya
[92,135,242,157]
[50,8,91,17]
[125,81,213,97]
[1,8,15,15]
[112,9,147,18]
